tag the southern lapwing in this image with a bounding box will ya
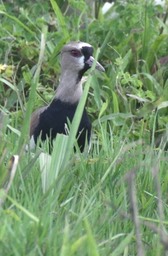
[29,41,104,152]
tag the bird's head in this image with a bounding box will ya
[61,41,104,80]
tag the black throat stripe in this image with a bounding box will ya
[77,46,94,82]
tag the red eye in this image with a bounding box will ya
[71,49,82,57]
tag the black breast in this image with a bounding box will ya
[33,99,91,152]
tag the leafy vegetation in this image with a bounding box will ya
[0,0,168,255]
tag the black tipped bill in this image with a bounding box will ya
[85,56,105,72]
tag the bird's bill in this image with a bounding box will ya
[85,56,105,72]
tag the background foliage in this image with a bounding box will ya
[0,0,168,255]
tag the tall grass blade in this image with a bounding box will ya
[5,193,39,223]
[39,134,69,193]
[111,231,133,256]
[60,219,70,256]
[84,218,99,256]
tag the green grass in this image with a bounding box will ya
[1,133,168,255]
[0,0,168,255]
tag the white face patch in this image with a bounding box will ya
[77,55,85,70]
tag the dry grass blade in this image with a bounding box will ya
[0,155,19,207]
[125,169,144,256]
[151,162,168,252]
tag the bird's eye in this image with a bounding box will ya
[70,49,82,57]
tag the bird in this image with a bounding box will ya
[29,41,105,152]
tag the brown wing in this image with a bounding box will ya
[30,106,47,137]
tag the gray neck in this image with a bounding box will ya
[55,69,83,104]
